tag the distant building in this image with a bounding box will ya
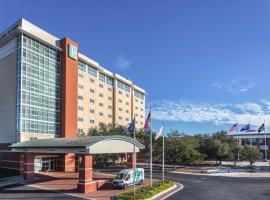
[229,132,270,159]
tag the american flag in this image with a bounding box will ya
[229,123,238,132]
[144,110,151,132]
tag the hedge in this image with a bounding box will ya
[114,180,175,200]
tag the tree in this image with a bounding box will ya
[241,145,261,166]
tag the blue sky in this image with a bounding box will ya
[1,0,270,134]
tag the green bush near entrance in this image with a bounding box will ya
[114,180,175,200]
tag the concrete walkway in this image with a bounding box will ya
[170,170,270,178]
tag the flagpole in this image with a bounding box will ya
[264,120,267,161]
[133,117,136,196]
[237,123,240,161]
[249,121,252,147]
[150,110,153,187]
[162,121,165,182]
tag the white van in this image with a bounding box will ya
[112,168,144,189]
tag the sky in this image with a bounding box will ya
[1,0,270,134]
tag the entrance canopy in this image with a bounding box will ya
[10,135,145,154]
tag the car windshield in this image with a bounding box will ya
[115,173,126,180]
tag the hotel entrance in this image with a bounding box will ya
[34,156,60,172]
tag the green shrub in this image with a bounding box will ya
[114,180,175,200]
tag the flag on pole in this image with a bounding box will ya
[144,111,151,132]
[258,123,265,133]
[127,119,135,132]
[155,125,164,140]
[240,124,250,132]
[229,123,238,132]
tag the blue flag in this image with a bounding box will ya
[127,119,135,132]
[240,124,250,132]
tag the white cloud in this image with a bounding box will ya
[212,77,256,94]
[149,100,270,126]
[114,54,131,70]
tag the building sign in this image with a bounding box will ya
[68,43,78,60]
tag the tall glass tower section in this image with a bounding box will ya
[16,34,61,135]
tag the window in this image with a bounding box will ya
[260,138,265,145]
[99,103,104,107]
[99,84,103,88]
[90,78,95,83]
[78,117,84,122]
[119,91,122,95]
[89,120,95,124]
[134,90,145,100]
[99,112,103,116]
[126,94,129,98]
[88,65,97,77]
[90,89,95,93]
[108,87,112,91]
[90,99,95,103]
[78,84,83,89]
[135,106,138,110]
[99,73,106,82]
[78,106,84,111]
[90,109,95,113]
[108,114,112,118]
[78,96,83,100]
[119,108,122,111]
[78,61,86,72]
[108,96,112,101]
[107,77,113,86]
[135,99,138,102]
[78,73,83,79]
[126,102,129,105]
[140,108,143,111]
[141,115,143,118]
[99,93,103,98]
[18,35,61,135]
[126,118,129,121]
[108,105,112,109]
[78,128,84,134]
[99,122,105,126]
[119,99,122,103]
[117,80,130,92]
[126,110,129,113]
[119,116,122,120]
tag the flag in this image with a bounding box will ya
[229,123,237,132]
[258,123,265,133]
[144,111,151,132]
[240,124,250,132]
[127,118,135,132]
[155,125,164,140]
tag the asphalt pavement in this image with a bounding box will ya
[0,172,270,200]
[153,171,270,200]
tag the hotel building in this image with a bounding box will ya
[0,19,146,172]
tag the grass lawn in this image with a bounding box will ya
[114,180,175,200]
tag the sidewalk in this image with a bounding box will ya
[0,176,24,189]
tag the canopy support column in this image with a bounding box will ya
[77,154,97,193]
[127,152,136,169]
[23,153,34,180]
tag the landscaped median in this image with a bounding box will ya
[113,180,176,200]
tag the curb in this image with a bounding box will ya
[150,182,184,200]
